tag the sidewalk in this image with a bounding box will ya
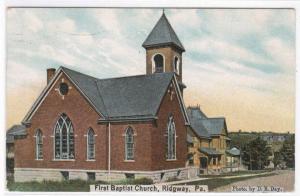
[155,171,274,185]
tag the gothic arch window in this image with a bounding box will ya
[54,113,75,160]
[35,129,43,160]
[173,56,180,74]
[125,127,134,160]
[87,128,95,160]
[166,115,176,160]
[153,54,164,73]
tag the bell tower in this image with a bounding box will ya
[142,12,186,93]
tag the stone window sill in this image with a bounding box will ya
[86,159,96,161]
[35,159,43,161]
[52,159,75,161]
[124,160,135,162]
[166,159,177,161]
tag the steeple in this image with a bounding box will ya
[142,11,186,94]
[142,12,185,52]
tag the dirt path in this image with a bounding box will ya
[213,170,295,192]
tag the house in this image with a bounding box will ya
[6,124,26,177]
[186,106,233,174]
[11,13,195,183]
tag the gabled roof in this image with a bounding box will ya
[187,107,227,138]
[142,13,185,52]
[23,66,189,124]
[187,106,207,119]
[189,117,211,138]
[6,124,27,143]
[199,118,227,136]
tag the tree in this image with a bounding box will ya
[279,135,295,168]
[242,137,272,170]
[273,151,283,168]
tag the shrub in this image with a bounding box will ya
[132,177,153,185]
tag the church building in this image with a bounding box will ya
[12,13,197,182]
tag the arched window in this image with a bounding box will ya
[173,56,179,74]
[125,127,134,160]
[87,128,95,160]
[153,54,164,73]
[166,116,176,160]
[35,129,43,160]
[54,113,74,159]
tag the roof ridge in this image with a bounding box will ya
[203,117,225,120]
[61,65,174,82]
[97,72,174,81]
[61,66,99,81]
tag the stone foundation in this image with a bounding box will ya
[14,167,199,183]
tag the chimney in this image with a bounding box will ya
[47,68,56,84]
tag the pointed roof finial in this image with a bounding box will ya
[163,8,165,14]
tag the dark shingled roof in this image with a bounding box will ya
[189,117,211,138]
[187,107,227,138]
[187,106,207,119]
[199,147,222,156]
[142,13,185,51]
[199,118,226,135]
[63,67,174,119]
[6,124,27,143]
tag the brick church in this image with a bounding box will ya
[12,12,201,182]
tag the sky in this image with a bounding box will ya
[6,8,295,132]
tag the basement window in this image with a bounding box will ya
[61,171,69,180]
[87,172,95,181]
[125,173,135,179]
[160,172,165,180]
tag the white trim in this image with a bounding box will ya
[52,158,76,161]
[108,122,111,180]
[53,114,75,160]
[173,55,180,75]
[124,160,135,162]
[172,77,190,125]
[151,53,165,73]
[23,67,104,123]
[166,116,176,160]
[166,159,177,161]
[35,129,43,160]
[86,128,96,160]
[124,127,135,161]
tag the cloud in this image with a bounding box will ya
[6,8,295,132]
[263,37,295,71]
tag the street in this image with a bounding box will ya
[214,170,295,192]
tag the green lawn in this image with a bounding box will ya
[7,177,153,192]
[181,173,277,191]
[199,169,273,178]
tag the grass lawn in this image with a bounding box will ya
[199,169,273,178]
[7,177,153,192]
[181,173,277,191]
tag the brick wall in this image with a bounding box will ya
[14,72,188,172]
[14,73,107,170]
[151,80,187,170]
[146,46,183,82]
